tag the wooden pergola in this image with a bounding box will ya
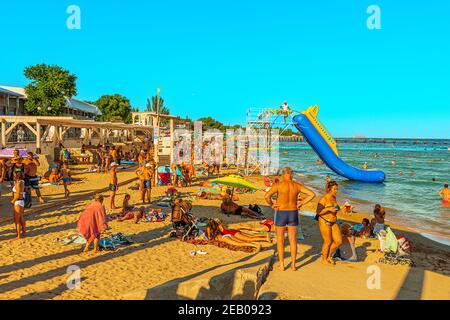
[0,116,153,153]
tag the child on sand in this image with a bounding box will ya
[371,204,386,236]
[61,164,71,198]
[333,224,357,262]
[109,162,119,210]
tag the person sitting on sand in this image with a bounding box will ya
[220,198,263,219]
[77,194,108,252]
[117,207,144,224]
[352,218,372,238]
[265,167,316,271]
[333,224,357,262]
[439,184,450,203]
[316,180,343,265]
[122,194,134,213]
[205,219,262,252]
[61,164,71,198]
[371,204,386,236]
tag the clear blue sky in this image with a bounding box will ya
[1,0,449,138]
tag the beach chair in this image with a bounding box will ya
[170,199,197,241]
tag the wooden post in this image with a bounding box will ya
[1,119,6,148]
[36,121,41,154]
[169,118,175,164]
[5,94,9,115]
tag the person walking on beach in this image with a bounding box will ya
[11,171,26,240]
[24,152,45,204]
[109,162,119,210]
[316,180,342,265]
[61,164,71,198]
[78,194,108,253]
[265,167,315,271]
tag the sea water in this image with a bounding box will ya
[279,141,450,245]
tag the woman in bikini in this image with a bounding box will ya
[316,180,342,265]
[10,171,26,239]
[205,219,262,252]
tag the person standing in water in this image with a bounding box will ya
[439,184,450,204]
[265,167,315,271]
[316,180,342,266]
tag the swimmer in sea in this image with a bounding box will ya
[391,160,397,166]
[439,184,449,203]
[362,162,369,170]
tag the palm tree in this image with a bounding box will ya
[146,96,169,115]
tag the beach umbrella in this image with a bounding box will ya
[209,174,258,197]
[0,148,38,159]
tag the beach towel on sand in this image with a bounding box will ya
[77,201,108,243]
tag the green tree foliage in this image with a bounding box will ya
[196,117,244,132]
[94,94,132,123]
[146,96,169,115]
[23,64,77,116]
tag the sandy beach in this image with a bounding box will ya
[0,165,449,300]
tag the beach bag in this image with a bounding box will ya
[397,236,412,255]
[378,227,398,253]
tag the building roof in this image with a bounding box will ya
[65,97,102,115]
[0,85,101,115]
[0,86,25,97]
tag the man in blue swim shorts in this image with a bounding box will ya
[265,167,315,271]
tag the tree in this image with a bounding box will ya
[94,94,132,123]
[24,64,77,116]
[197,116,226,131]
[146,95,169,115]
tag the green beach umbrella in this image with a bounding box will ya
[209,174,258,197]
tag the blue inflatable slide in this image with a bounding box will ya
[292,106,385,183]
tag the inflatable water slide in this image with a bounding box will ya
[292,106,386,183]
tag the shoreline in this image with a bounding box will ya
[290,169,450,247]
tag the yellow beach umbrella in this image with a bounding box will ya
[209,174,258,197]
